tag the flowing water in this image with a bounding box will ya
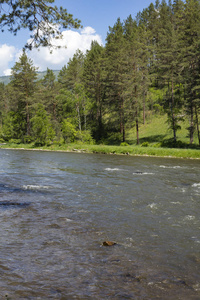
[0,149,200,299]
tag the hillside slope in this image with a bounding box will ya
[127,114,199,146]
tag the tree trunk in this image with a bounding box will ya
[122,98,125,143]
[190,101,194,144]
[76,94,81,132]
[120,94,125,142]
[143,74,146,125]
[195,104,199,145]
[26,101,30,136]
[171,76,176,143]
[84,105,87,131]
[143,91,146,125]
[135,86,139,145]
[136,107,139,145]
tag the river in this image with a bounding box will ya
[0,149,199,299]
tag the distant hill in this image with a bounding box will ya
[0,76,11,85]
[0,70,60,85]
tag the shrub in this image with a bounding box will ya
[104,132,122,145]
[77,130,94,144]
[23,135,32,144]
[153,142,161,148]
[141,141,149,147]
[62,120,77,143]
[9,138,21,144]
[120,142,129,146]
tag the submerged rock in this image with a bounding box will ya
[0,201,30,207]
[102,241,116,246]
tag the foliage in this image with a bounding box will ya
[1,112,15,141]
[120,142,129,146]
[76,130,94,144]
[0,0,81,49]
[31,104,55,145]
[141,142,149,147]
[61,119,77,143]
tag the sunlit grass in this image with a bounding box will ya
[1,142,199,159]
[128,114,199,145]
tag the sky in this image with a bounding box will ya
[0,0,155,76]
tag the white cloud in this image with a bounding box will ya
[28,27,103,72]
[81,26,96,35]
[0,44,16,76]
[0,26,103,76]
[4,69,12,76]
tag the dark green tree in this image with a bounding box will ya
[10,50,38,140]
[83,41,105,141]
[105,18,129,143]
[157,0,179,142]
[181,0,200,144]
[31,103,55,145]
[57,50,87,133]
[41,68,59,119]
[58,49,84,90]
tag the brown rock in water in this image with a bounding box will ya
[102,241,116,246]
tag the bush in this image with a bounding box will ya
[62,120,77,143]
[77,130,94,144]
[120,142,129,146]
[9,138,21,144]
[23,135,33,144]
[104,132,122,145]
[52,138,64,146]
[153,142,161,148]
[141,141,149,147]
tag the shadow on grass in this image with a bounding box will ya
[138,134,167,144]
[127,134,166,145]
[128,134,200,150]
[161,138,200,149]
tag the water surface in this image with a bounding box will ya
[0,149,200,299]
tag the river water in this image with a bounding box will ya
[0,149,200,299]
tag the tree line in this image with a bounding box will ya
[0,0,200,146]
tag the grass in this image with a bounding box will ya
[0,114,199,159]
[127,113,199,146]
[0,142,199,159]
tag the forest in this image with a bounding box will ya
[0,0,200,147]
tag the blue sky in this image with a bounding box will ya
[0,0,155,76]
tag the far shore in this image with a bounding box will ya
[0,143,200,160]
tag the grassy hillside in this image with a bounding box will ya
[127,113,199,147]
[0,76,11,85]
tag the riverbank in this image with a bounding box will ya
[0,142,199,159]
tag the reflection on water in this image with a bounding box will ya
[0,149,200,299]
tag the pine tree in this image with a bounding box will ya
[105,18,129,143]
[83,41,105,141]
[58,50,84,90]
[57,50,87,134]
[10,50,38,140]
[180,0,200,144]
[41,68,59,120]
[155,0,184,142]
